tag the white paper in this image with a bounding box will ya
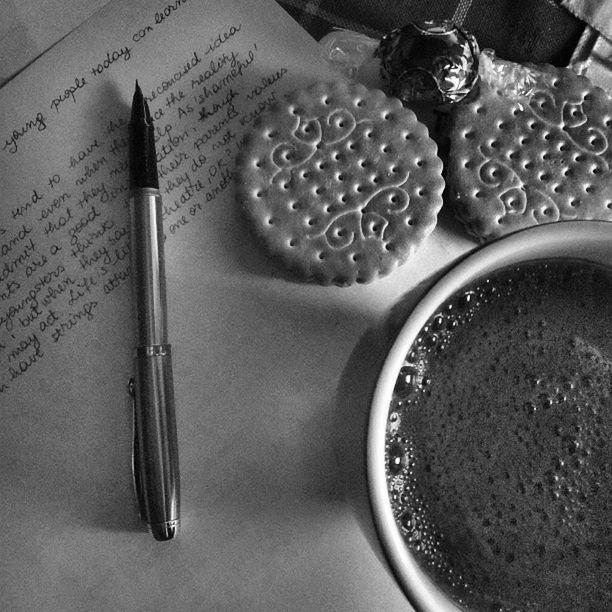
[0,0,110,86]
[0,1,474,609]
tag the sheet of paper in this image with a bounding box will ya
[0,0,111,86]
[0,1,473,610]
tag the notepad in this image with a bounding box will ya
[0,0,340,407]
[0,1,472,609]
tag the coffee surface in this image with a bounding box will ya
[386,258,612,611]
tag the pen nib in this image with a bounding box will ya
[131,80,152,125]
[129,79,159,189]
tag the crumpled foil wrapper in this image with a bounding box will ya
[378,20,480,107]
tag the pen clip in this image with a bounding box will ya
[128,377,146,520]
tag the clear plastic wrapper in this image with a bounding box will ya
[478,48,539,101]
[320,24,553,108]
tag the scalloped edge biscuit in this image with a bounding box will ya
[236,80,444,285]
[447,64,612,241]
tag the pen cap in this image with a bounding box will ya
[133,345,180,535]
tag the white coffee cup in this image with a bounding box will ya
[368,220,612,611]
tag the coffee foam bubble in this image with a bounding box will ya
[385,259,612,611]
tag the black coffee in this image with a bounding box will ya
[386,259,612,611]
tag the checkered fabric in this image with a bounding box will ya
[276,0,586,65]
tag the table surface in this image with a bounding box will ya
[0,2,592,612]
[1,0,586,87]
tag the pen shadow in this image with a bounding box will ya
[82,81,140,533]
[87,80,131,210]
[84,79,131,136]
[81,390,149,534]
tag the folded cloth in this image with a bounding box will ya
[277,0,585,65]
[562,0,612,38]
[563,0,612,93]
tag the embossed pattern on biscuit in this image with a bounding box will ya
[447,66,612,241]
[236,81,444,285]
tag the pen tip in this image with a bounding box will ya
[132,80,143,105]
[131,79,152,124]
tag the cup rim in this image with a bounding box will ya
[367,220,612,612]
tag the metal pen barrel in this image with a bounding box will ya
[130,189,168,344]
[130,188,180,541]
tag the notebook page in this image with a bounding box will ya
[0,1,470,609]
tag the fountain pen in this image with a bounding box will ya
[128,80,180,541]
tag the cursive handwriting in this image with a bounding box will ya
[90,47,132,76]
[2,112,47,154]
[50,76,88,113]
[205,24,241,55]
[1,18,291,395]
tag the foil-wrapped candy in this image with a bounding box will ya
[378,20,480,107]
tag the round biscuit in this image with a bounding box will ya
[236,80,444,285]
[447,65,612,241]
